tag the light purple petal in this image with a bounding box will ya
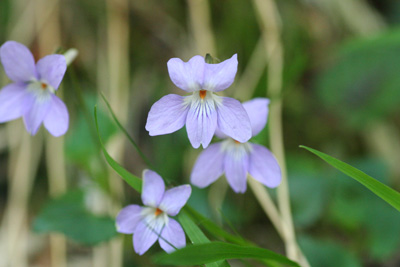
[159,185,191,216]
[116,205,143,234]
[43,95,69,137]
[23,94,52,135]
[145,94,189,136]
[217,97,251,143]
[203,54,238,92]
[243,98,270,137]
[214,127,228,139]
[142,170,165,207]
[159,218,186,253]
[0,41,37,83]
[224,148,249,193]
[36,55,66,89]
[0,83,31,123]
[186,103,217,149]
[248,144,281,188]
[133,220,163,255]
[191,142,225,188]
[167,55,205,92]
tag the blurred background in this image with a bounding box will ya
[0,0,400,266]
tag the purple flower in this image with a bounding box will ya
[116,170,191,255]
[146,54,252,148]
[191,98,281,193]
[0,41,68,136]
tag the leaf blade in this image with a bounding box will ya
[300,145,400,212]
[94,106,142,192]
[153,242,300,266]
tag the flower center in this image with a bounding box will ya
[27,80,54,103]
[154,208,163,216]
[234,140,241,144]
[199,90,207,99]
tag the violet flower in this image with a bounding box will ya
[191,98,281,193]
[0,41,68,136]
[116,170,191,255]
[146,54,252,148]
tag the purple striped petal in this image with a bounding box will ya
[203,54,238,92]
[0,83,31,123]
[116,205,143,234]
[243,98,269,137]
[159,185,191,216]
[167,55,205,92]
[248,144,281,188]
[159,218,186,253]
[217,97,251,143]
[43,95,69,137]
[186,103,217,148]
[145,94,189,136]
[23,94,52,135]
[0,41,37,83]
[133,220,163,255]
[191,142,224,188]
[224,148,249,193]
[142,170,165,207]
[36,55,66,89]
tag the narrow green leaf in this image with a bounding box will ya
[153,242,300,267]
[100,93,154,169]
[300,145,400,212]
[179,212,230,267]
[94,106,142,192]
[185,206,248,246]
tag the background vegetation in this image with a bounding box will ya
[0,0,400,266]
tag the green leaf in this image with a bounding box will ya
[299,236,361,267]
[153,242,300,267]
[185,206,248,246]
[33,190,117,246]
[178,212,230,267]
[94,106,142,192]
[300,145,400,212]
[316,29,400,127]
[100,93,153,168]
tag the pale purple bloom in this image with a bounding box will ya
[0,41,68,136]
[146,54,252,148]
[116,170,191,255]
[191,98,281,193]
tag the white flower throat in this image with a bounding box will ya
[27,80,55,102]
[183,90,222,116]
[221,139,253,161]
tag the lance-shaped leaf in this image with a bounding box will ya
[300,145,400,212]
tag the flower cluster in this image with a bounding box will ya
[0,44,281,255]
[117,54,282,254]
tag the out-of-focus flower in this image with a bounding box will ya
[146,54,251,148]
[0,41,68,136]
[191,98,281,193]
[116,170,191,255]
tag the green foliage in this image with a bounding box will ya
[317,28,400,127]
[94,106,142,192]
[300,146,400,212]
[287,156,330,228]
[33,190,117,246]
[328,158,400,260]
[153,242,301,267]
[178,213,230,267]
[299,236,361,267]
